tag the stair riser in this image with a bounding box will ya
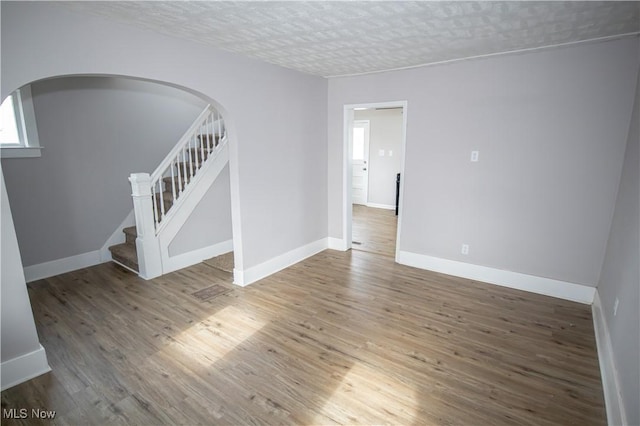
[112,253,139,272]
[125,233,136,244]
[187,149,211,162]
[163,176,193,193]
[175,162,204,177]
[197,135,221,146]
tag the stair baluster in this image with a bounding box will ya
[170,160,177,204]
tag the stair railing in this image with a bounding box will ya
[128,104,227,279]
[148,104,226,231]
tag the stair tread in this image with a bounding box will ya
[109,242,137,257]
[123,226,137,237]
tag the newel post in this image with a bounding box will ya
[129,173,162,279]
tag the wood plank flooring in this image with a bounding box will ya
[2,248,605,425]
[352,204,397,257]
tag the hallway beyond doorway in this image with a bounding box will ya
[352,205,397,257]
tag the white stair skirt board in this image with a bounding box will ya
[592,292,627,426]
[1,345,51,391]
[100,209,135,262]
[156,144,229,276]
[163,239,233,274]
[234,238,328,287]
[397,251,596,304]
[328,237,348,251]
[366,202,395,210]
[23,250,104,283]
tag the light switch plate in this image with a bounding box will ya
[379,149,385,157]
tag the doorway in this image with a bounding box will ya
[343,101,407,261]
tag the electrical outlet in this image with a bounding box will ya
[388,150,393,156]
[461,244,469,255]
[471,151,479,162]
[614,298,619,316]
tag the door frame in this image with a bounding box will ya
[351,119,370,205]
[342,100,408,261]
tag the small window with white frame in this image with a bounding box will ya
[0,85,42,158]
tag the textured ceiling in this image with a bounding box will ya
[63,1,640,77]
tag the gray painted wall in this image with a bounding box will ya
[169,164,232,256]
[329,37,639,287]
[1,167,42,363]
[1,1,328,270]
[1,76,208,266]
[354,109,402,207]
[597,67,640,425]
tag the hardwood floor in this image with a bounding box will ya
[1,249,605,425]
[352,204,397,257]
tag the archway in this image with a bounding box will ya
[1,74,244,280]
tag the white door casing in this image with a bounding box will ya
[352,120,370,205]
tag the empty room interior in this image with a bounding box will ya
[1,2,639,425]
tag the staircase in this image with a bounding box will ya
[107,105,227,276]
[109,226,138,272]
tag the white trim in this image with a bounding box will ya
[232,268,244,286]
[592,291,627,426]
[163,239,233,274]
[328,237,348,251]
[366,202,395,210]
[342,106,353,251]
[397,250,596,304]
[100,209,135,262]
[23,250,104,283]
[326,32,640,78]
[226,117,244,273]
[0,147,42,158]
[19,85,41,150]
[1,345,50,391]
[395,103,408,262]
[234,238,328,287]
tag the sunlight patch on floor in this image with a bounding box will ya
[314,362,417,425]
[163,305,266,367]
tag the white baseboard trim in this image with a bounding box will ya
[1,345,51,391]
[366,202,395,210]
[233,268,244,286]
[163,239,234,274]
[234,238,328,287]
[24,250,104,283]
[328,237,348,251]
[592,291,626,426]
[397,251,595,304]
[100,209,135,262]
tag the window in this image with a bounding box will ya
[0,94,22,145]
[353,127,365,160]
[0,85,41,158]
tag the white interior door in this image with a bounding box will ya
[352,120,370,205]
